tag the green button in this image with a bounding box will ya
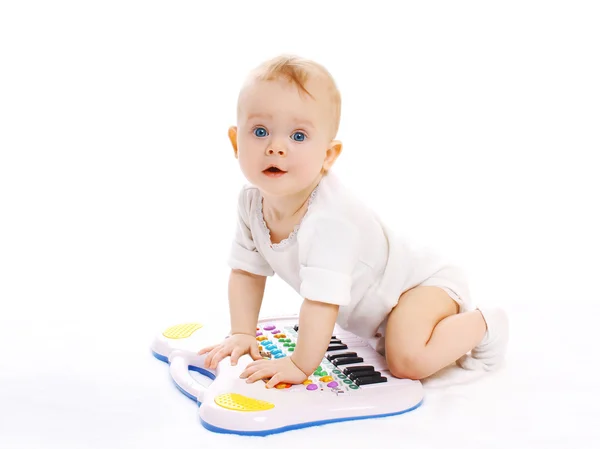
[332,369,341,374]
[343,379,353,384]
[288,347,294,352]
[283,343,290,347]
[278,338,286,342]
[349,384,359,390]
[285,339,291,342]
[290,343,296,347]
[337,374,347,379]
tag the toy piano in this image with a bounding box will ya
[151,315,424,436]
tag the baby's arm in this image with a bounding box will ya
[291,212,361,375]
[229,268,266,336]
[227,188,274,334]
[291,298,339,376]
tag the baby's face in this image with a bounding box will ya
[232,77,339,198]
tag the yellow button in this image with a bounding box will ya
[302,379,313,385]
[214,393,274,412]
[319,376,334,382]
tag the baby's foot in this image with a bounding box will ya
[457,307,509,371]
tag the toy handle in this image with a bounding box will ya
[169,350,211,403]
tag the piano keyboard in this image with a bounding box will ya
[257,322,399,391]
[152,315,424,435]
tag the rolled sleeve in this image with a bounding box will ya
[227,188,274,277]
[297,213,360,306]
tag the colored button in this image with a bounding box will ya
[306,384,318,391]
[283,343,290,347]
[256,331,263,336]
[343,379,353,384]
[274,354,285,359]
[332,369,342,374]
[278,338,286,342]
[271,329,280,334]
[274,333,286,338]
[288,347,294,352]
[319,376,333,382]
[327,381,339,388]
[302,379,313,385]
[275,383,291,389]
[349,384,359,390]
[263,325,276,331]
[290,343,296,347]
[285,339,291,342]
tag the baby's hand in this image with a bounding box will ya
[239,357,308,388]
[198,333,262,369]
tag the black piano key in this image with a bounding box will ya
[326,344,348,351]
[349,371,381,381]
[330,339,342,344]
[293,324,299,331]
[326,352,357,361]
[343,365,375,374]
[333,356,364,366]
[355,375,388,386]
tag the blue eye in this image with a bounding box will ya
[254,127,268,138]
[292,132,306,142]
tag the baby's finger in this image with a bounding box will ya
[203,346,219,368]
[242,359,267,373]
[230,347,244,366]
[208,347,230,369]
[249,343,262,360]
[198,344,218,356]
[245,368,272,384]
[239,361,262,379]
[265,373,283,389]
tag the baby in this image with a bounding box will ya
[199,54,509,388]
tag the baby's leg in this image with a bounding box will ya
[383,286,489,380]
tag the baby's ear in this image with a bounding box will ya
[228,126,239,158]
[323,140,342,171]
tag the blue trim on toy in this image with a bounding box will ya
[151,350,215,404]
[199,398,424,436]
[152,349,424,436]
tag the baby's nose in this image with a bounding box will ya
[266,145,286,157]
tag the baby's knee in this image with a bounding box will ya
[387,349,430,380]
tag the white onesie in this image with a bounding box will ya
[227,171,473,339]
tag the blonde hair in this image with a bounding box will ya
[243,54,342,137]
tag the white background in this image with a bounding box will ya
[1,1,599,448]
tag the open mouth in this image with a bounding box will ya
[263,166,287,176]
